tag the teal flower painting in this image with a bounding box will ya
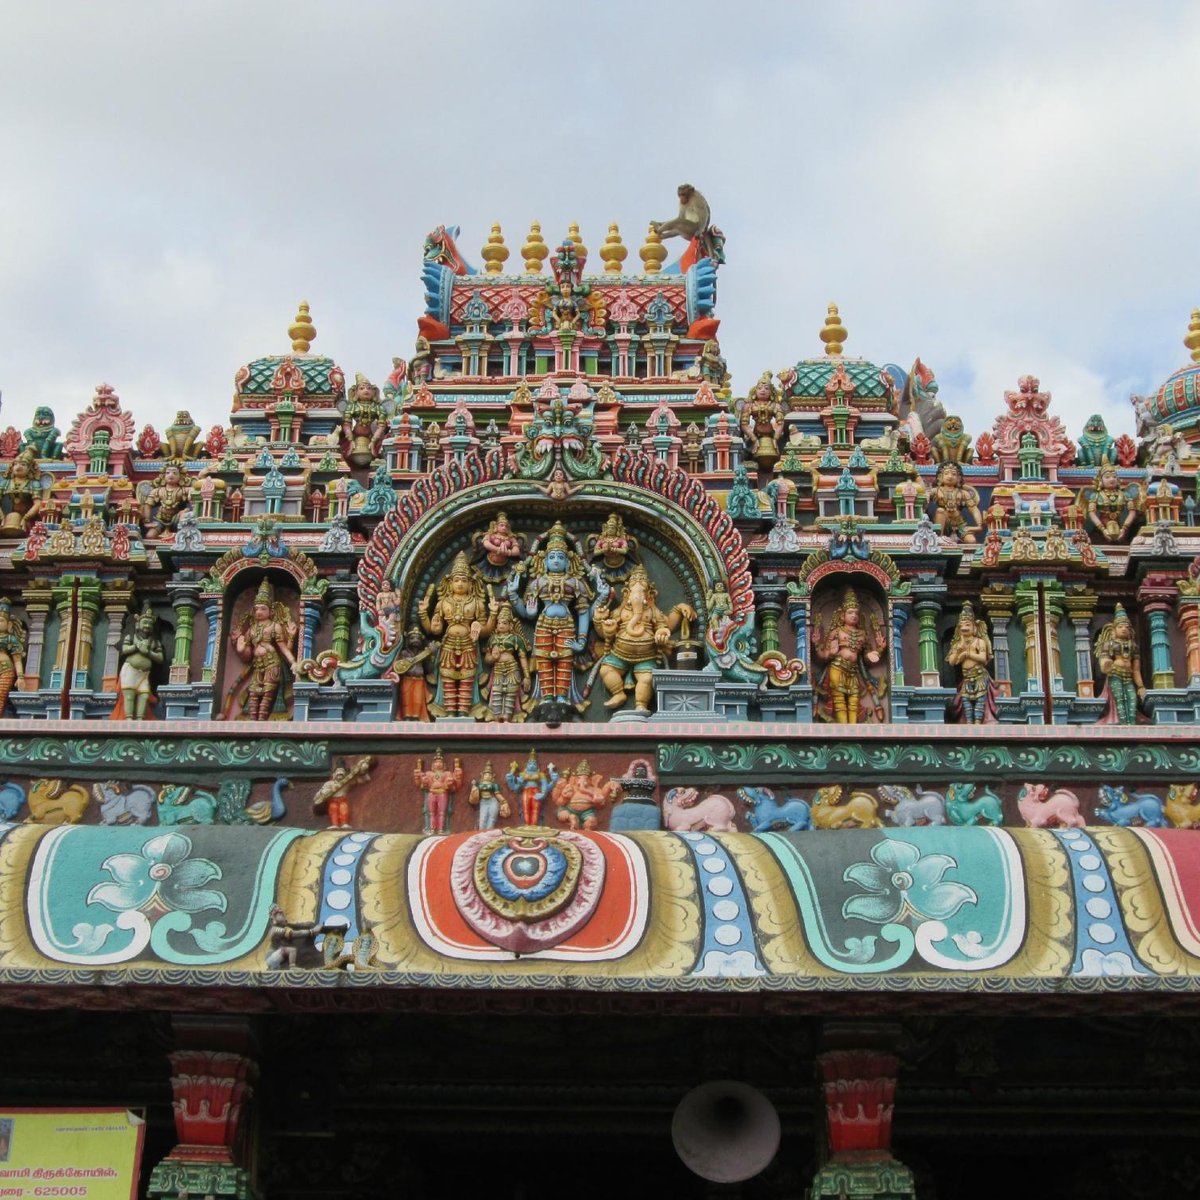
[88,833,226,916]
[842,840,976,925]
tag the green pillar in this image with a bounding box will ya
[1145,606,1175,690]
[915,599,941,682]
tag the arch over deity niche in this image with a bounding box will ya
[340,448,799,693]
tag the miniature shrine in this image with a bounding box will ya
[2,191,1200,1198]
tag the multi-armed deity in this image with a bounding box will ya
[814,587,888,723]
[419,552,498,718]
[227,580,298,721]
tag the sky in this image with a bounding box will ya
[1,2,1197,445]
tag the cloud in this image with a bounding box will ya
[0,2,1197,444]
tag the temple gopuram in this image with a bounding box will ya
[2,190,1200,1198]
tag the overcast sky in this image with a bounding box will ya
[1,2,1197,444]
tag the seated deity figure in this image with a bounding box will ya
[1096,604,1145,725]
[141,462,193,536]
[926,462,983,543]
[506,522,601,711]
[946,602,997,724]
[1086,464,1138,541]
[473,511,526,584]
[227,580,299,721]
[814,586,887,724]
[591,566,696,715]
[418,551,497,718]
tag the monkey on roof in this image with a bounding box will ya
[653,183,712,241]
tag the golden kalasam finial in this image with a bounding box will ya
[820,302,848,357]
[639,222,666,275]
[600,223,627,275]
[567,221,587,262]
[1186,307,1200,364]
[522,221,549,274]
[288,301,316,353]
[481,223,510,276]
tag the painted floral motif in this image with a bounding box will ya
[842,840,976,924]
[88,833,226,915]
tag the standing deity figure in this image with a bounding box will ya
[414,750,464,834]
[0,600,27,716]
[1086,464,1138,541]
[394,626,436,721]
[141,462,193,536]
[115,602,164,720]
[21,407,63,459]
[468,761,509,830]
[587,512,639,583]
[814,587,887,724]
[419,551,498,718]
[341,374,388,467]
[228,579,298,721]
[481,602,531,722]
[591,566,696,715]
[506,522,602,710]
[505,752,559,826]
[946,602,997,725]
[739,372,785,468]
[1096,604,1146,725]
[164,411,202,459]
[473,511,526,584]
[312,756,373,829]
[926,462,983,543]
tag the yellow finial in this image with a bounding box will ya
[480,222,510,276]
[820,302,848,356]
[1186,307,1200,364]
[522,221,549,274]
[640,222,666,275]
[599,223,628,275]
[288,301,315,354]
[567,221,587,262]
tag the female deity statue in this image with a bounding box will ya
[0,600,27,716]
[591,566,696,714]
[1096,604,1146,725]
[419,551,498,718]
[1086,464,1138,541]
[115,602,164,720]
[0,448,44,533]
[228,580,298,721]
[506,523,603,711]
[481,602,531,722]
[946,602,997,724]
[739,372,784,469]
[467,761,509,829]
[814,587,887,724]
[587,512,639,583]
[926,462,983,543]
[141,462,193,536]
[473,512,526,584]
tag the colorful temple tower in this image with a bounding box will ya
[1,197,1200,1197]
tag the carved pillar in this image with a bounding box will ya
[914,598,941,687]
[810,1023,915,1200]
[979,584,1015,696]
[71,577,103,690]
[1062,586,1097,698]
[1139,574,1180,691]
[148,1017,259,1200]
[167,576,202,685]
[327,575,357,663]
[200,592,223,683]
[754,580,785,656]
[49,578,76,685]
[1178,588,1200,687]
[21,586,52,691]
[889,598,909,688]
[100,582,135,692]
[786,586,810,676]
